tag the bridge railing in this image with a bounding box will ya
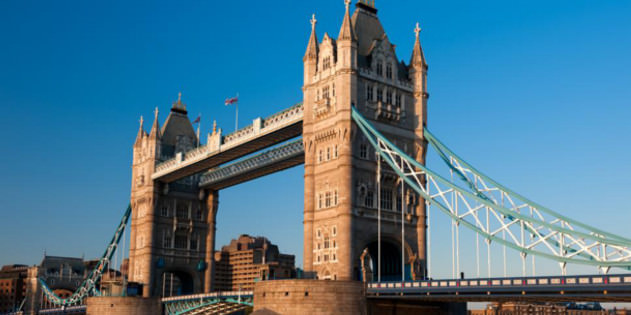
[369,274,631,291]
[161,290,254,303]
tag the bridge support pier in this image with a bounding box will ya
[204,189,219,293]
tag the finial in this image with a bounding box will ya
[178,91,182,102]
[414,22,422,39]
[344,0,351,10]
[310,13,317,29]
[139,115,144,127]
[154,107,159,119]
[212,120,217,134]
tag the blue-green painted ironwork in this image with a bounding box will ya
[39,205,131,306]
[351,106,631,270]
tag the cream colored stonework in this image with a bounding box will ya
[302,2,428,281]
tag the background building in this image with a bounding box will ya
[214,235,295,291]
[0,264,28,313]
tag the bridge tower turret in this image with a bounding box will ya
[129,108,162,297]
[302,0,428,281]
[130,94,210,297]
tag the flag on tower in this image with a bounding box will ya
[192,115,201,124]
[225,96,238,106]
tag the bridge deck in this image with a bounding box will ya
[368,274,631,302]
[152,104,303,183]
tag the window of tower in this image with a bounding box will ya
[386,63,393,79]
[323,86,329,99]
[174,232,188,249]
[359,143,368,159]
[318,150,323,163]
[334,145,338,158]
[365,191,374,208]
[325,192,331,207]
[334,190,338,205]
[326,147,331,160]
[163,232,172,248]
[386,90,392,104]
[176,204,189,219]
[377,88,383,102]
[381,188,393,210]
[332,226,337,236]
[376,61,383,76]
[323,56,331,70]
[332,83,335,96]
[318,193,323,209]
[366,85,373,101]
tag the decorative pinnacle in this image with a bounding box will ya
[212,120,217,134]
[310,13,317,29]
[178,91,182,102]
[154,107,159,119]
[139,115,144,127]
[414,22,422,39]
[344,0,351,10]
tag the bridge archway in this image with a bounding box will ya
[159,270,194,297]
[359,238,412,282]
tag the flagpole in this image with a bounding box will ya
[196,113,201,148]
[235,92,239,132]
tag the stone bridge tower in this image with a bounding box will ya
[129,94,212,297]
[302,0,428,281]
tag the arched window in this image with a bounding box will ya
[386,63,393,79]
[376,61,383,76]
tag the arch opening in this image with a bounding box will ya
[360,240,410,282]
[160,270,194,297]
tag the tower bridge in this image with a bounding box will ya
[23,0,631,314]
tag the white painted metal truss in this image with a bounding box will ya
[351,106,631,275]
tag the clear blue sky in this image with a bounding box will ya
[1,0,630,279]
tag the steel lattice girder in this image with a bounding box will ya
[351,106,631,270]
[40,205,131,306]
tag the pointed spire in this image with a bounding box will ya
[410,22,427,68]
[304,13,319,61]
[135,115,146,143]
[149,107,160,138]
[338,0,356,41]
